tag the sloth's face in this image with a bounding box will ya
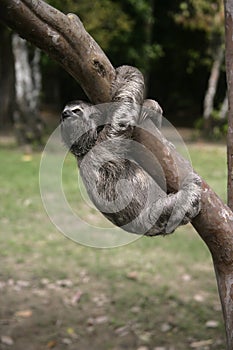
[61,100,103,158]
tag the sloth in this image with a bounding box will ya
[61,66,201,236]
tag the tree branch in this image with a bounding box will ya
[1,0,233,347]
[224,0,233,212]
[0,0,115,103]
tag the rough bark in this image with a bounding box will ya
[225,0,233,213]
[0,0,233,347]
[223,2,233,342]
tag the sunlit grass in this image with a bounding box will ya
[0,142,227,349]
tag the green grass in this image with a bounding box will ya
[0,142,227,350]
[188,143,227,201]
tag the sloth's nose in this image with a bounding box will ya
[62,110,71,120]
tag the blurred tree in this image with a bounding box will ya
[0,0,223,134]
[40,0,163,109]
[0,0,135,142]
[12,34,44,147]
[41,0,135,108]
[0,26,44,145]
[115,0,163,92]
[47,0,133,55]
[47,0,163,72]
[0,24,15,127]
[174,0,225,135]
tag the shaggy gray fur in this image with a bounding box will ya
[61,65,201,235]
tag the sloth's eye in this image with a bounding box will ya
[72,108,82,114]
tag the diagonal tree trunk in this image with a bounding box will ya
[0,0,233,347]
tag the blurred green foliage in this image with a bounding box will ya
[175,0,224,36]
[0,0,228,127]
[48,0,133,51]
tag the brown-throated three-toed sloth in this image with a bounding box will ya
[61,66,201,236]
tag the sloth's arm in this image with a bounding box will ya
[109,66,163,133]
[146,173,202,235]
[109,65,145,136]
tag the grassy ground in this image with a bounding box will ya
[0,139,227,350]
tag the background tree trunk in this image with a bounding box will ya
[12,33,43,146]
[142,0,154,92]
[0,24,15,127]
[220,93,228,120]
[203,44,224,134]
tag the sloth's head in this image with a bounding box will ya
[61,100,104,157]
